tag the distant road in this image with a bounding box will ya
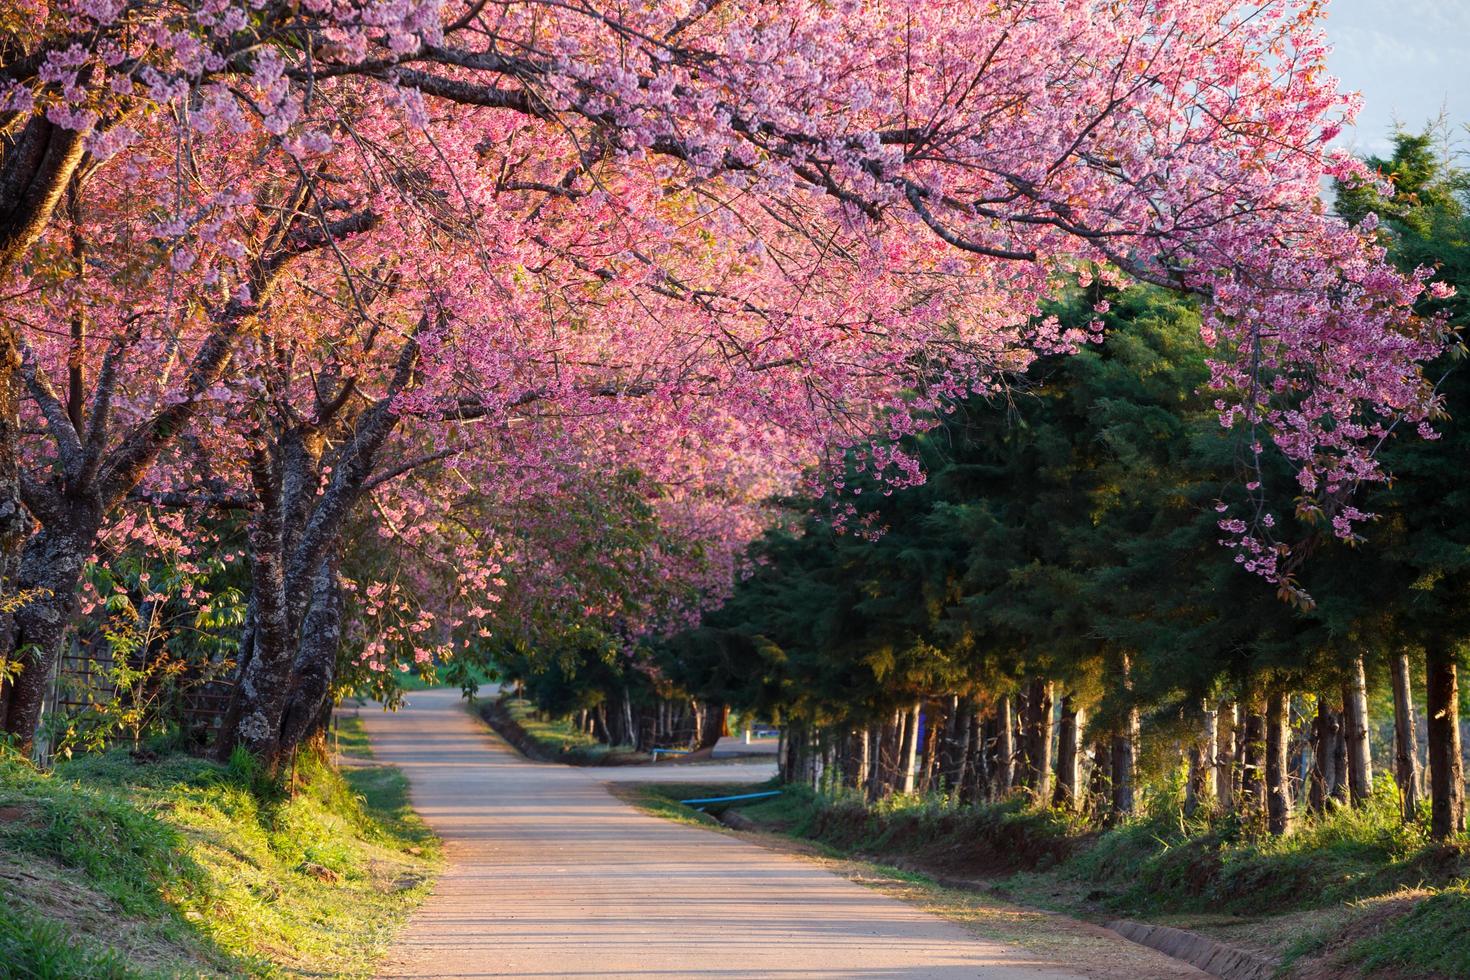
[361,689,1192,979]
[711,733,780,758]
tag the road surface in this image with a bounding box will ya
[360,689,1190,979]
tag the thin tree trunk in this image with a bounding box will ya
[622,692,637,749]
[1342,656,1373,805]
[1309,698,1335,813]
[901,700,921,794]
[1089,740,1111,821]
[1022,679,1055,801]
[1110,716,1137,821]
[1187,700,1217,815]
[1391,651,1422,822]
[1111,655,1138,820]
[1330,701,1350,805]
[1426,646,1465,840]
[866,721,884,802]
[961,704,982,803]
[1216,699,1236,814]
[1266,691,1292,835]
[920,699,943,792]
[1241,701,1265,816]
[1054,695,1083,811]
[853,726,870,790]
[993,695,1015,797]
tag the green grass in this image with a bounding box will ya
[0,719,439,978]
[0,903,144,979]
[1346,885,1470,976]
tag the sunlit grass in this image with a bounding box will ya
[0,723,439,977]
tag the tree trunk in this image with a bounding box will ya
[920,699,943,792]
[1215,700,1236,814]
[865,721,884,801]
[1021,679,1054,801]
[0,118,87,677]
[695,702,726,752]
[1266,691,1292,835]
[1089,740,1111,821]
[1110,714,1138,821]
[1426,645,1465,840]
[965,706,985,803]
[1342,656,1373,805]
[1186,700,1217,815]
[993,695,1015,797]
[1111,655,1138,821]
[275,559,344,755]
[851,727,870,790]
[1054,695,1084,811]
[1390,651,1422,822]
[900,700,921,794]
[1330,701,1350,805]
[0,323,26,731]
[942,696,972,796]
[1309,698,1337,813]
[1241,702,1265,816]
[1,521,104,752]
[622,693,637,749]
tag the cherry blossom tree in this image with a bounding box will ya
[0,0,1450,757]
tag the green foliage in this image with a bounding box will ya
[1309,130,1470,663]
[661,283,1272,727]
[45,554,247,758]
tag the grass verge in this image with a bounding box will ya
[0,716,438,978]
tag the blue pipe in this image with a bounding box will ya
[680,790,783,807]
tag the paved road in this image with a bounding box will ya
[359,689,1168,979]
[711,733,780,758]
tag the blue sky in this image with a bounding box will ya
[1324,0,1470,156]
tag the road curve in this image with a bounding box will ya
[361,688,1093,979]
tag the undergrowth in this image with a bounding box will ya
[0,716,437,978]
